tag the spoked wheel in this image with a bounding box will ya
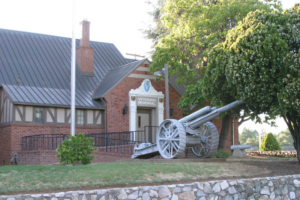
[156,119,186,159]
[191,122,219,158]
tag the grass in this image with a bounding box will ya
[0,161,267,194]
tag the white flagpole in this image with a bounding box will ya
[70,0,76,136]
[259,131,261,152]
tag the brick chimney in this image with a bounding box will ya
[76,20,94,75]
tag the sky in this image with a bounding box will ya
[0,0,298,135]
[283,0,300,9]
[0,0,155,58]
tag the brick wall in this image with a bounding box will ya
[18,148,133,165]
[17,147,223,165]
[0,124,104,165]
[104,77,184,132]
[18,150,58,165]
[0,125,12,165]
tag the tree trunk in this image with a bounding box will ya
[296,146,300,165]
[293,134,300,165]
[282,114,300,164]
[294,125,300,165]
[218,114,232,150]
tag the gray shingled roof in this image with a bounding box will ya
[0,28,133,108]
[0,28,185,108]
[92,59,147,99]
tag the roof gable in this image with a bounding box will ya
[92,59,147,99]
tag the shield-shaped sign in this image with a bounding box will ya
[144,81,150,92]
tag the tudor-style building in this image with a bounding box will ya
[0,20,239,165]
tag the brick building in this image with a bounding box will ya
[0,20,239,165]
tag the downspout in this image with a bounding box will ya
[100,97,107,133]
[104,109,107,133]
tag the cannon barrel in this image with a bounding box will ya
[178,106,216,124]
[187,101,244,129]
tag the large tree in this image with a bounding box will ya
[149,0,280,149]
[143,0,168,49]
[207,5,300,162]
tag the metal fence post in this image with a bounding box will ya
[106,136,108,152]
[52,136,54,150]
[42,134,45,150]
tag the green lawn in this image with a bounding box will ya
[0,158,295,194]
[0,161,265,194]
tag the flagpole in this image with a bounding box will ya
[70,0,76,136]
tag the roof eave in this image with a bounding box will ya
[92,58,149,99]
[13,102,105,110]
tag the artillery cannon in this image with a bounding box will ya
[132,101,244,159]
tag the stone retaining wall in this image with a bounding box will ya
[248,151,297,158]
[2,175,300,200]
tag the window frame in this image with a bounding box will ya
[76,109,85,125]
[35,107,44,124]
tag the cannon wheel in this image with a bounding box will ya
[156,119,186,159]
[191,122,219,158]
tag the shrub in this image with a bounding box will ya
[56,133,97,165]
[260,133,281,151]
[212,149,231,158]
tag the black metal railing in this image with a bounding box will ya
[86,131,141,155]
[21,134,68,151]
[86,131,143,145]
[143,126,159,143]
[21,126,159,153]
[86,127,159,155]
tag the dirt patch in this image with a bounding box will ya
[245,160,300,176]
[153,172,185,180]
[217,162,271,177]
[143,162,270,182]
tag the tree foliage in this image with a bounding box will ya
[260,133,281,151]
[276,129,293,146]
[239,127,259,147]
[207,5,300,162]
[143,0,168,49]
[148,0,280,149]
[151,0,279,85]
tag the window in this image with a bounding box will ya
[138,116,141,128]
[77,110,84,125]
[35,107,44,123]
